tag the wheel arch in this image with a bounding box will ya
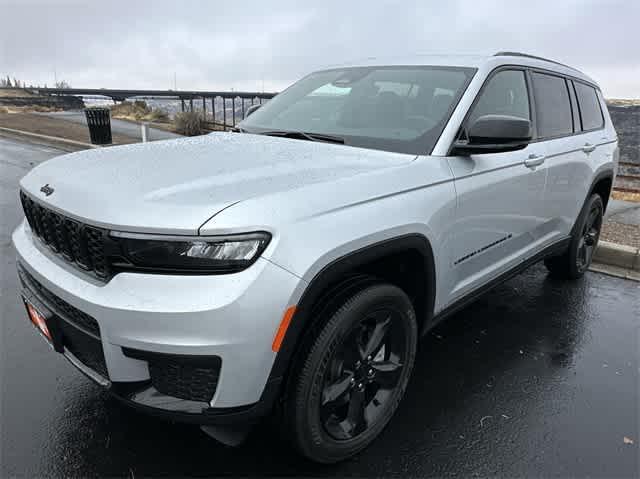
[267,233,436,389]
[588,170,614,213]
[568,169,614,239]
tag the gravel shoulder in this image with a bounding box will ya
[602,198,640,248]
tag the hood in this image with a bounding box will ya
[20,132,416,234]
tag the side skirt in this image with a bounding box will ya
[423,236,571,335]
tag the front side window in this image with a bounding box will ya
[574,82,604,131]
[531,72,573,138]
[240,66,476,155]
[467,70,530,128]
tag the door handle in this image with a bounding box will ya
[582,143,597,154]
[524,154,545,169]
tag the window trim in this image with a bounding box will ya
[572,79,605,133]
[567,79,582,133]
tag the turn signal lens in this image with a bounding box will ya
[272,306,296,352]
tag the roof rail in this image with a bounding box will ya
[493,51,577,71]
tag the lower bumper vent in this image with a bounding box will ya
[122,348,221,403]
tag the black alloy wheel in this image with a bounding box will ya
[285,282,417,463]
[575,202,602,273]
[320,309,407,440]
[545,193,604,279]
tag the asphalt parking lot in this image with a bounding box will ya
[1,136,638,477]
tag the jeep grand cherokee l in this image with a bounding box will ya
[13,52,618,463]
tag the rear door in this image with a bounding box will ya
[445,68,548,303]
[533,72,598,239]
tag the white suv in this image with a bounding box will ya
[13,52,618,463]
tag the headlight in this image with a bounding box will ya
[109,231,271,274]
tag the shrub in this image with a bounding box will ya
[174,111,205,136]
[148,108,169,122]
[110,100,169,122]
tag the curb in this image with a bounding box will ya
[593,240,640,271]
[0,126,98,149]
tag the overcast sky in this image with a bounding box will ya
[1,0,639,97]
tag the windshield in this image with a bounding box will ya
[239,66,476,155]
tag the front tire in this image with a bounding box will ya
[545,193,604,279]
[285,283,417,463]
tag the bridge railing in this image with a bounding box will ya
[27,87,277,131]
[179,95,272,130]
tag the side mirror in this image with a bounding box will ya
[244,104,261,119]
[452,114,532,155]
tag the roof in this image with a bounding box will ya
[323,52,597,87]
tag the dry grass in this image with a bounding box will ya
[612,189,640,203]
[606,99,640,107]
[0,88,36,98]
[174,111,205,136]
[0,105,61,113]
[110,100,169,122]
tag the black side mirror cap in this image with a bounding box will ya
[451,114,532,155]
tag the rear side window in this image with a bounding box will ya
[468,70,530,126]
[574,82,604,131]
[531,72,573,138]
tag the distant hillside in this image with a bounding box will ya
[607,102,639,166]
[0,87,84,111]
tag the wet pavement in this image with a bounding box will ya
[1,136,639,477]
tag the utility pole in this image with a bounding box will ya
[173,72,177,91]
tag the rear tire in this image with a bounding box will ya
[284,283,417,463]
[545,193,603,279]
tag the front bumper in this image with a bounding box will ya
[13,220,302,423]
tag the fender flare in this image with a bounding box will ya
[570,168,615,237]
[266,233,436,387]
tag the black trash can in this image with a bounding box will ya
[84,108,112,145]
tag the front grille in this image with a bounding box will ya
[20,191,110,280]
[123,349,221,402]
[18,265,108,379]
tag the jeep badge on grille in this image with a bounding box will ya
[40,184,54,196]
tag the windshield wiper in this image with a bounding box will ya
[259,130,345,144]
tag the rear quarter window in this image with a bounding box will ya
[531,72,573,139]
[574,82,604,131]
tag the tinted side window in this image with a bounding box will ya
[574,82,604,130]
[531,72,573,138]
[468,70,530,127]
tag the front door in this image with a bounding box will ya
[444,68,548,305]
